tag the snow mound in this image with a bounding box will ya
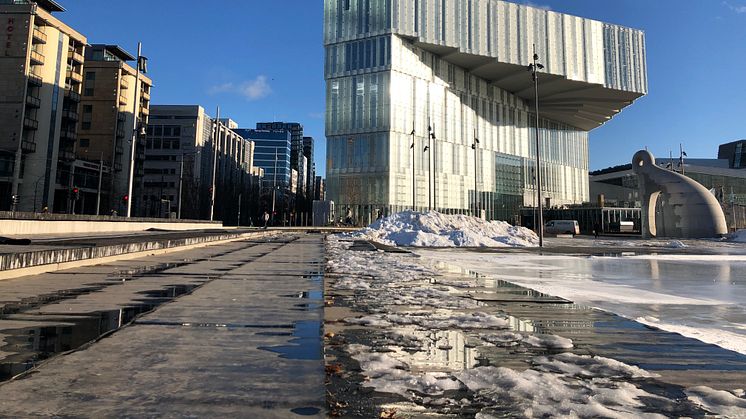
[357,211,539,248]
[731,230,746,243]
[666,240,688,249]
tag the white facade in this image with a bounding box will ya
[324,0,647,221]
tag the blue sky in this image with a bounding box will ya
[62,0,745,173]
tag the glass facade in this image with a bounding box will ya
[235,129,291,188]
[324,0,647,221]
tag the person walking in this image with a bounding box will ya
[593,222,600,239]
[263,211,270,229]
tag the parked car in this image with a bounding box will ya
[545,220,580,235]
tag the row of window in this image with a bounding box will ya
[146,139,181,150]
[147,125,182,137]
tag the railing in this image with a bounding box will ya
[119,94,128,105]
[66,70,83,83]
[120,78,130,89]
[65,89,81,102]
[140,106,150,115]
[30,50,45,65]
[32,27,47,44]
[0,211,221,224]
[116,126,126,138]
[60,130,77,141]
[62,109,79,121]
[60,150,76,161]
[26,95,41,108]
[28,73,43,86]
[23,117,39,130]
[21,141,37,154]
[68,50,84,64]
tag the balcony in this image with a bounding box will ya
[62,109,79,121]
[28,73,43,87]
[59,150,76,161]
[23,117,39,130]
[117,112,126,122]
[140,106,150,116]
[120,78,130,90]
[64,88,80,102]
[22,140,37,154]
[30,50,45,66]
[141,89,150,100]
[60,130,77,142]
[68,49,84,64]
[119,94,128,106]
[26,95,41,108]
[32,27,47,44]
[66,70,83,83]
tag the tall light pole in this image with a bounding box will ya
[423,141,431,211]
[528,44,545,247]
[209,107,220,221]
[126,42,147,217]
[410,121,416,211]
[95,152,103,215]
[472,129,480,217]
[271,147,279,226]
[430,123,437,211]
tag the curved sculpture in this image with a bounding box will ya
[632,150,727,238]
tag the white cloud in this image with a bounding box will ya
[522,1,551,11]
[208,75,272,101]
[724,1,746,13]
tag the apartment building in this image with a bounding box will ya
[0,0,86,212]
[145,105,257,221]
[73,44,152,215]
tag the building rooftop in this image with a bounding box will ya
[0,0,66,12]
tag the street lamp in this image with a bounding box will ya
[423,142,431,211]
[472,129,480,217]
[527,44,545,247]
[410,121,416,211]
[126,42,148,218]
[430,123,437,211]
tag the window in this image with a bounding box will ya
[85,71,95,81]
[79,138,90,147]
[84,88,94,96]
[83,105,92,113]
[81,122,91,130]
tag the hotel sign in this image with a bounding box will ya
[4,17,14,56]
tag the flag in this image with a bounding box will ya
[682,151,688,157]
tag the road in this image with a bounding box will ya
[0,233,325,418]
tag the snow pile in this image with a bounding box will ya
[731,230,746,243]
[666,240,688,249]
[686,386,746,417]
[346,310,510,330]
[356,211,538,248]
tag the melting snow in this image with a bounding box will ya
[351,210,538,248]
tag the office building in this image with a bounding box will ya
[235,128,291,189]
[256,122,304,186]
[145,105,256,220]
[0,0,86,212]
[302,136,315,195]
[73,44,152,215]
[718,140,746,170]
[323,0,647,221]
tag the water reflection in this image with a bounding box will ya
[389,328,480,371]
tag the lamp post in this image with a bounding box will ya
[209,106,220,221]
[126,42,147,218]
[271,147,278,226]
[472,129,480,217]
[423,142,431,211]
[430,123,437,211]
[410,121,416,211]
[528,44,545,248]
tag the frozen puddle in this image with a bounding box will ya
[325,237,746,417]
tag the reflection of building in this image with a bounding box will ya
[74,44,152,215]
[401,329,480,371]
[0,0,87,212]
[324,0,647,221]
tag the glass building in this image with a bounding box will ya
[234,129,291,188]
[323,0,647,222]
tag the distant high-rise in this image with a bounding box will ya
[718,140,746,170]
[0,0,86,212]
[302,136,315,195]
[256,122,303,183]
[234,128,291,189]
[324,0,647,221]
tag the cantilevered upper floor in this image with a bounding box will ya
[323,0,647,130]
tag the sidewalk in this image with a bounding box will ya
[0,234,326,418]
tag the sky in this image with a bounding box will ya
[60,0,746,174]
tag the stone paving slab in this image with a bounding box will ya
[0,234,326,418]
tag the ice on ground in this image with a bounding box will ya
[346,310,510,330]
[351,210,538,248]
[531,353,658,379]
[732,230,746,243]
[686,386,746,417]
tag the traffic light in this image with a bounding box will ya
[11,194,19,205]
[122,194,129,204]
[72,187,80,201]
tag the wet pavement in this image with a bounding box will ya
[0,233,325,418]
[325,238,746,417]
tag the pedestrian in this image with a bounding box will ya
[345,208,353,226]
[593,223,600,239]
[263,211,270,229]
[41,206,48,214]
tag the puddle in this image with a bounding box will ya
[259,320,322,360]
[290,406,321,416]
[0,284,201,382]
